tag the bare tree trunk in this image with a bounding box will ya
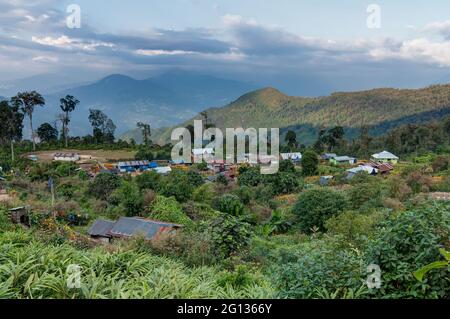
[65,111,69,148]
[29,113,35,151]
[10,139,14,162]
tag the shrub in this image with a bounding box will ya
[135,171,161,191]
[209,214,252,258]
[149,195,192,225]
[301,150,319,176]
[192,183,215,204]
[238,167,261,187]
[366,203,450,298]
[213,194,245,216]
[160,171,193,203]
[88,173,121,200]
[233,186,253,205]
[112,181,144,216]
[292,188,348,233]
[187,171,204,188]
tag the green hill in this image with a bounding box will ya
[124,84,450,145]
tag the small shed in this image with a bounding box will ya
[153,166,172,175]
[109,217,181,240]
[118,160,153,173]
[9,206,30,226]
[87,219,115,243]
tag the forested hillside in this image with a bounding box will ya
[148,84,450,145]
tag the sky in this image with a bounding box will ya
[1,0,450,95]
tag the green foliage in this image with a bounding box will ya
[293,188,348,233]
[135,145,154,160]
[213,194,245,216]
[301,150,319,176]
[112,181,144,217]
[187,171,204,188]
[209,214,252,258]
[238,167,262,187]
[149,195,192,225]
[366,203,450,298]
[160,170,193,203]
[88,173,121,200]
[135,171,161,191]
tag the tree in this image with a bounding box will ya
[11,91,45,151]
[88,173,121,200]
[37,123,58,143]
[301,150,319,176]
[89,109,108,143]
[137,122,151,146]
[292,188,348,233]
[104,119,116,143]
[59,95,79,147]
[285,130,297,150]
[0,100,24,161]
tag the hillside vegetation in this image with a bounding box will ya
[148,84,450,144]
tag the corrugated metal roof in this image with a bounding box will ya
[109,217,179,240]
[88,219,115,237]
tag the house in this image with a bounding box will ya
[87,219,115,243]
[192,148,214,163]
[346,165,378,179]
[321,153,337,160]
[88,217,182,242]
[320,176,334,186]
[117,160,156,173]
[281,153,302,163]
[330,156,357,165]
[9,206,30,226]
[366,161,394,174]
[54,153,80,162]
[371,151,399,164]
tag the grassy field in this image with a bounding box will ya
[26,149,137,163]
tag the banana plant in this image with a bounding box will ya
[413,249,450,282]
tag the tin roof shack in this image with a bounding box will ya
[54,153,80,162]
[321,153,337,161]
[346,165,378,180]
[88,217,182,242]
[87,219,115,243]
[367,162,394,174]
[9,206,30,227]
[371,151,399,164]
[330,156,357,166]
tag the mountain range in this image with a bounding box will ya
[142,84,450,145]
[3,71,256,137]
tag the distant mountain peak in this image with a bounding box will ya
[99,74,136,83]
[233,87,290,108]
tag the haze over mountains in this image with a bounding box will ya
[2,71,256,137]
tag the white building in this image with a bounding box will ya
[53,153,80,162]
[281,152,302,162]
[192,148,214,162]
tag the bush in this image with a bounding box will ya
[149,195,192,225]
[366,203,450,298]
[135,171,161,191]
[209,214,252,258]
[88,173,121,200]
[238,167,261,187]
[233,186,253,205]
[187,171,204,188]
[213,194,245,216]
[160,171,193,203]
[292,188,348,233]
[112,181,144,216]
[301,150,319,176]
[135,146,154,160]
[263,172,301,195]
[192,183,215,204]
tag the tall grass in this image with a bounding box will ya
[0,230,274,299]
